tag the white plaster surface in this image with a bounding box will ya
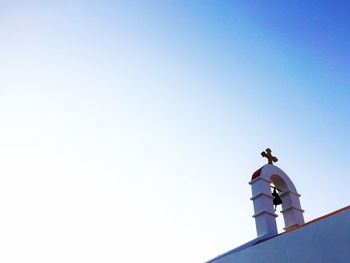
[207,208,350,263]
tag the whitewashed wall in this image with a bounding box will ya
[209,208,350,263]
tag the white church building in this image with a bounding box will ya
[206,149,350,263]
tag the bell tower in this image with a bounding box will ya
[249,149,305,238]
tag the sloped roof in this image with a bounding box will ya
[283,204,350,234]
[207,204,350,263]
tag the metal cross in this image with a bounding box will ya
[261,148,278,165]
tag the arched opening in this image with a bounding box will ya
[269,177,286,233]
[270,174,288,191]
[269,171,305,231]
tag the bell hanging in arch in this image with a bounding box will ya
[272,187,283,211]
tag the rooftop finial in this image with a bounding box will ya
[261,148,278,165]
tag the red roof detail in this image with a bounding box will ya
[251,167,263,180]
[283,205,350,234]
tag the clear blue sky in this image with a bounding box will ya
[0,1,349,262]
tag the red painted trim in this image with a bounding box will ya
[251,167,263,180]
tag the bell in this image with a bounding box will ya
[272,188,283,211]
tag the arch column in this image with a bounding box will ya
[249,176,278,237]
[280,191,305,230]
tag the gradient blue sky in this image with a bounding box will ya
[1,1,349,263]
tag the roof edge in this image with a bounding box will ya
[283,204,350,234]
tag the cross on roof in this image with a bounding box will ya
[261,148,278,165]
